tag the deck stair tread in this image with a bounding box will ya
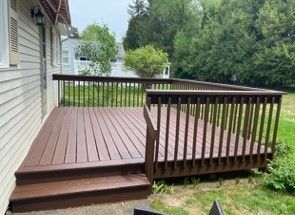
[10,174,150,201]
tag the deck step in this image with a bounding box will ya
[16,161,145,185]
[10,174,151,212]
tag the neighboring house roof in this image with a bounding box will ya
[37,0,71,25]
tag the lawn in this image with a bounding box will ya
[149,92,295,215]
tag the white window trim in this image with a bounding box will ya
[0,0,9,69]
[62,50,70,65]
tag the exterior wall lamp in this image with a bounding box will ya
[31,7,45,26]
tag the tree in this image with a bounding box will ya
[124,45,169,78]
[78,23,117,75]
[123,0,148,50]
[172,0,295,87]
[124,0,197,58]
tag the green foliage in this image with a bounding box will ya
[153,180,175,194]
[125,0,295,87]
[264,155,295,193]
[123,0,148,50]
[78,23,117,75]
[124,45,168,78]
[263,141,295,194]
[124,0,198,58]
[174,0,295,87]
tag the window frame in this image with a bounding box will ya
[62,50,70,65]
[0,0,9,69]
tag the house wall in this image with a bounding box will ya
[0,0,61,213]
[62,38,79,74]
[61,39,137,77]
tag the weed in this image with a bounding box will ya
[218,178,224,187]
[153,180,174,194]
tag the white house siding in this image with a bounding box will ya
[62,38,79,74]
[0,1,61,214]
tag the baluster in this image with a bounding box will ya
[264,97,274,159]
[78,81,81,107]
[201,97,210,165]
[102,82,105,107]
[133,82,135,107]
[271,96,282,155]
[83,81,86,107]
[124,82,127,107]
[226,97,236,163]
[92,81,95,107]
[116,82,119,107]
[63,80,65,106]
[111,82,114,107]
[174,97,181,169]
[234,97,244,163]
[106,82,109,107]
[242,97,251,161]
[257,97,267,158]
[58,80,60,106]
[218,97,227,164]
[249,97,260,161]
[192,97,200,167]
[210,97,218,164]
[155,97,161,169]
[164,97,171,170]
[183,97,191,168]
[120,82,123,107]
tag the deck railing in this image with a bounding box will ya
[145,90,284,179]
[53,74,285,181]
[53,74,171,107]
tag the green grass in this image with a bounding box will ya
[62,84,146,107]
[151,179,295,215]
[150,92,295,215]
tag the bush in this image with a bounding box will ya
[264,154,295,193]
[124,45,169,78]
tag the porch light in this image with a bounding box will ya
[31,7,44,26]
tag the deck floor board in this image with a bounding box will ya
[18,107,269,173]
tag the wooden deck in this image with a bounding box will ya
[9,74,282,212]
[19,107,269,174]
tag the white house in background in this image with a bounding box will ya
[61,39,171,78]
[0,0,71,213]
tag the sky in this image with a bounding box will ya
[69,0,133,42]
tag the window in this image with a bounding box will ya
[62,50,70,64]
[0,0,9,68]
[165,67,169,75]
[9,0,19,65]
[79,56,89,61]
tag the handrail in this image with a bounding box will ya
[143,105,158,139]
[146,89,286,96]
[171,78,282,92]
[53,73,173,84]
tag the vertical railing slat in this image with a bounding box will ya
[264,97,274,159]
[201,97,210,165]
[183,97,191,168]
[271,96,281,155]
[174,97,181,169]
[210,97,218,164]
[164,97,171,170]
[234,97,244,163]
[218,97,227,163]
[192,97,200,167]
[155,97,161,169]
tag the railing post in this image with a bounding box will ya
[271,96,282,157]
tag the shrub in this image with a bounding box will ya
[124,45,169,78]
[264,155,295,193]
